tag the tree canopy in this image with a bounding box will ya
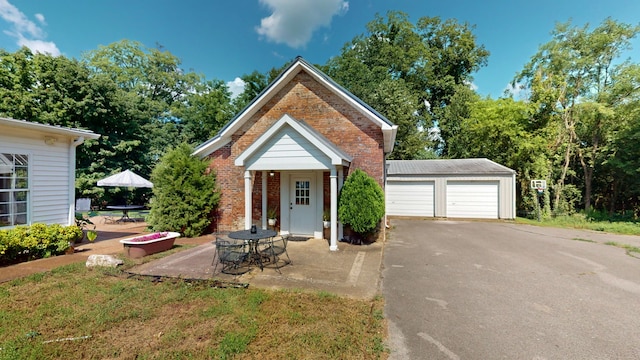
[1,12,640,220]
[324,11,489,158]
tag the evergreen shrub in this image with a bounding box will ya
[338,169,385,238]
[147,143,220,237]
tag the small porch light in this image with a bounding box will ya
[269,170,275,177]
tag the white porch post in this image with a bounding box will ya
[330,167,338,251]
[244,170,252,230]
[338,166,344,241]
[261,170,267,229]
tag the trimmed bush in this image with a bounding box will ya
[0,224,80,265]
[338,169,385,238]
[147,143,220,237]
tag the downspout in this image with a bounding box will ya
[68,137,85,226]
[384,154,390,229]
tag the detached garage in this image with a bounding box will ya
[386,159,516,220]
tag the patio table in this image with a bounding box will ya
[228,228,277,270]
[106,205,145,223]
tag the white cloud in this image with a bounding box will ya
[504,81,525,99]
[464,80,478,91]
[34,13,45,24]
[0,0,60,55]
[256,0,348,48]
[17,36,60,56]
[227,77,246,99]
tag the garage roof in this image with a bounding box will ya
[387,158,515,176]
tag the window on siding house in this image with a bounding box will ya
[0,153,29,227]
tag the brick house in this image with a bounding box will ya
[193,57,397,251]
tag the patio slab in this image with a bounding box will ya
[130,236,384,300]
[2,217,384,300]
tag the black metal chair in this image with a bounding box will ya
[212,238,250,276]
[259,234,292,273]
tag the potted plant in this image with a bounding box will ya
[323,209,331,228]
[74,211,97,243]
[267,205,278,226]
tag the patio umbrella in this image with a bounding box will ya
[97,169,153,204]
[97,169,153,188]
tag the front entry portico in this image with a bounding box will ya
[235,114,352,251]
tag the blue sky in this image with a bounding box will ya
[1,0,639,98]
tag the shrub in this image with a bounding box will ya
[338,169,385,238]
[0,224,80,265]
[147,143,220,237]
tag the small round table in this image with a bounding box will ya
[228,228,277,241]
[106,205,144,222]
[228,229,277,270]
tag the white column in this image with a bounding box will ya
[337,166,344,241]
[261,170,267,229]
[330,167,338,251]
[244,170,252,230]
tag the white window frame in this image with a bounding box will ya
[0,153,30,228]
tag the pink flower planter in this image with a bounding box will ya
[119,232,181,258]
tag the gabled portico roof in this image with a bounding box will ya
[235,114,352,171]
[193,56,397,158]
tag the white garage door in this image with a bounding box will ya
[446,181,499,219]
[386,181,434,217]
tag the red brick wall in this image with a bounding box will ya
[206,70,386,231]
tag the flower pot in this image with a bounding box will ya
[323,221,330,229]
[119,232,180,258]
[268,218,276,226]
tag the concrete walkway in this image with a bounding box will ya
[1,217,384,300]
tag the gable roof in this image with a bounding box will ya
[235,114,352,170]
[0,117,100,140]
[193,56,398,158]
[387,159,515,176]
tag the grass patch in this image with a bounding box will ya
[604,241,640,257]
[0,266,387,359]
[517,214,640,236]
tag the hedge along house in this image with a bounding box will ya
[386,158,516,220]
[194,57,398,251]
[0,117,100,228]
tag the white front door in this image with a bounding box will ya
[289,175,315,235]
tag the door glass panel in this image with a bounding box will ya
[295,180,310,205]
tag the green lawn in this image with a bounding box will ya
[0,263,387,359]
[516,214,640,236]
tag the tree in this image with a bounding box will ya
[325,11,489,158]
[230,63,289,114]
[453,97,551,215]
[606,65,640,214]
[82,40,202,168]
[516,18,640,212]
[147,143,219,237]
[338,169,385,239]
[172,79,234,145]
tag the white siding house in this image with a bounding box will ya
[0,117,100,228]
[386,159,516,220]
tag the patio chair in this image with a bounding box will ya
[212,238,250,276]
[259,234,291,273]
[102,213,119,224]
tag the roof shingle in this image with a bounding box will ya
[387,158,515,175]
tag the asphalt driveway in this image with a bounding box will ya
[383,219,640,359]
